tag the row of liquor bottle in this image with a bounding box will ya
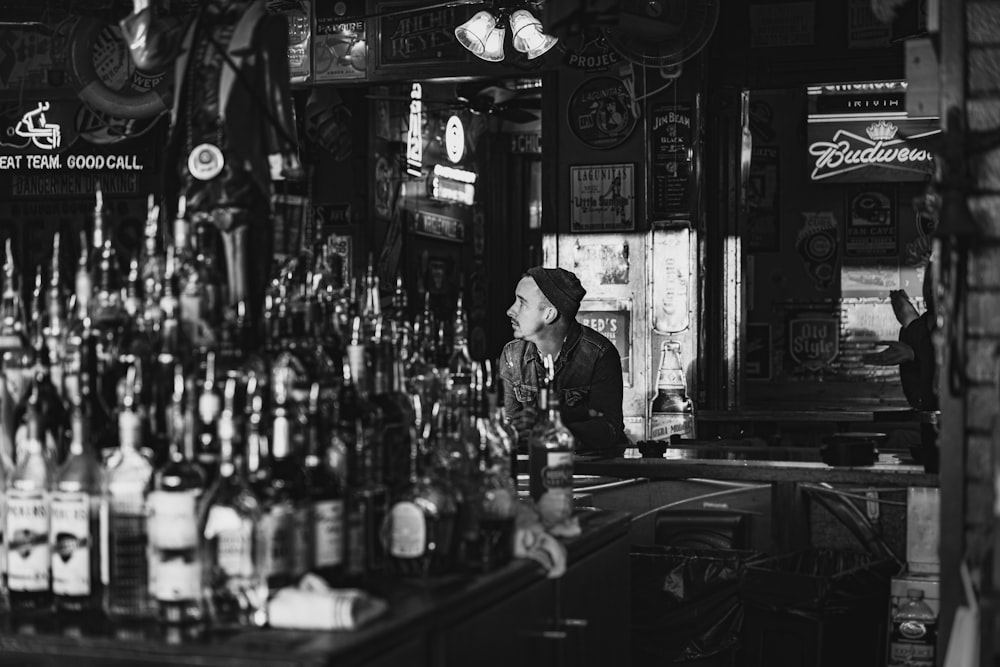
[0,186,577,628]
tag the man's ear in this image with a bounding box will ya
[544,306,558,324]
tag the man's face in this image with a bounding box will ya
[506,276,550,342]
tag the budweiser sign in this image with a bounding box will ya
[806,118,939,183]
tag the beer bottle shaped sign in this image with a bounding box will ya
[648,340,694,441]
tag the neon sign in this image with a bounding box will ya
[445,115,464,163]
[428,175,475,206]
[807,119,939,183]
[406,83,423,177]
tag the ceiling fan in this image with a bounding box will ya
[368,80,541,124]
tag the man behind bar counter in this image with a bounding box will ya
[499,267,628,455]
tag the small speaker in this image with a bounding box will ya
[654,509,751,550]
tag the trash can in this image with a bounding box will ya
[630,546,763,666]
[738,549,897,667]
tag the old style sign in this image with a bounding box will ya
[788,316,839,373]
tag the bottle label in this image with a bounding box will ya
[541,451,573,490]
[312,499,344,568]
[346,503,367,576]
[147,490,200,550]
[198,392,221,425]
[150,548,201,602]
[6,490,50,591]
[206,506,254,578]
[649,412,694,440]
[389,501,426,559]
[260,503,296,578]
[889,618,936,667]
[51,491,92,596]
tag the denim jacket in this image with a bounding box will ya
[499,321,627,453]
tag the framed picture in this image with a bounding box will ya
[576,298,633,387]
[570,163,635,232]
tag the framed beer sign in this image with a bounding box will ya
[806,80,940,183]
[576,299,632,386]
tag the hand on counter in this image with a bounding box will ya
[862,340,915,365]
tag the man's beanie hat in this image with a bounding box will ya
[525,266,587,319]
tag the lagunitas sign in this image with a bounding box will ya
[807,117,939,183]
[788,317,839,373]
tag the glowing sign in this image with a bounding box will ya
[432,163,476,184]
[445,115,464,163]
[406,83,423,177]
[807,119,938,182]
[429,176,475,206]
[14,102,61,150]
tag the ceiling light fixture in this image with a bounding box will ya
[454,3,558,62]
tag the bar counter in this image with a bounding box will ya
[0,510,630,667]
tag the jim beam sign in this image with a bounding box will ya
[788,316,839,374]
[807,118,939,183]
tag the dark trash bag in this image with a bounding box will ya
[739,549,897,667]
[630,546,763,665]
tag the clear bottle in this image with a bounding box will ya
[258,371,308,591]
[104,365,155,619]
[1,239,32,470]
[340,359,388,580]
[303,382,345,584]
[51,403,106,614]
[527,355,575,526]
[146,364,206,625]
[385,404,458,578]
[648,339,694,441]
[195,351,222,479]
[446,291,473,409]
[202,377,266,628]
[44,232,68,401]
[6,385,54,611]
[888,589,936,667]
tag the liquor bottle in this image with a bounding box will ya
[14,268,67,464]
[527,355,575,526]
[303,382,345,583]
[90,238,125,332]
[416,289,438,369]
[6,384,54,611]
[202,377,267,628]
[44,232,68,399]
[1,238,32,469]
[385,402,458,577]
[195,351,222,477]
[139,194,165,325]
[340,360,387,580]
[104,365,155,619]
[648,339,694,441]
[446,290,473,409]
[243,374,270,495]
[463,365,517,573]
[372,322,414,493]
[888,588,936,667]
[179,222,221,353]
[146,364,206,625]
[51,402,106,613]
[258,371,308,591]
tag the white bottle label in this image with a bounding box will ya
[207,506,254,578]
[312,499,344,567]
[389,501,426,559]
[648,413,694,441]
[150,549,201,602]
[51,492,91,596]
[147,490,199,550]
[7,490,50,592]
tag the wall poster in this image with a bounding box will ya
[314,0,367,82]
[570,163,635,232]
[566,77,637,149]
[577,299,632,386]
[845,184,897,259]
[649,103,693,218]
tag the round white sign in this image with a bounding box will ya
[445,115,464,163]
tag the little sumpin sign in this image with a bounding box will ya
[807,118,939,183]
